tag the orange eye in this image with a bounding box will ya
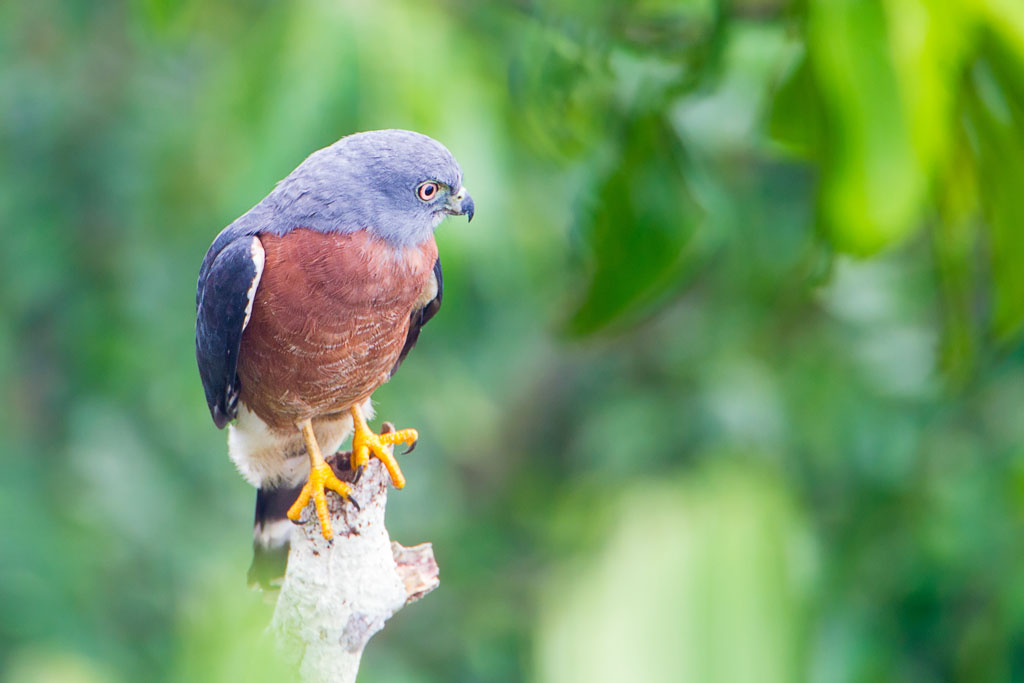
[417,181,439,201]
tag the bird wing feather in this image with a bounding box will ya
[196,235,266,428]
[391,256,443,377]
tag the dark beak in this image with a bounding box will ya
[448,187,475,222]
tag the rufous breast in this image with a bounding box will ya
[236,228,438,431]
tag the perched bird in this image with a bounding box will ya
[195,130,473,585]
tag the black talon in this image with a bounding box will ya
[348,496,361,511]
[352,465,364,485]
[402,440,418,455]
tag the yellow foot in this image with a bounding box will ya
[351,405,417,489]
[287,418,355,540]
[286,461,353,540]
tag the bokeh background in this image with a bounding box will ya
[3,0,1024,681]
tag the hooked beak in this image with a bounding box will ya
[447,186,475,222]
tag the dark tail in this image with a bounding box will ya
[247,484,301,590]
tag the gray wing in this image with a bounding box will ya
[391,256,442,377]
[195,236,265,429]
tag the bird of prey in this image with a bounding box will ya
[195,130,473,584]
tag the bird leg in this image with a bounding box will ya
[350,403,417,489]
[287,418,354,540]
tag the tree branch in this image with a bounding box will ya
[270,424,439,683]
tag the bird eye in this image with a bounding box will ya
[417,181,439,202]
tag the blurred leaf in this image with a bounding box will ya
[807,0,926,254]
[979,0,1024,56]
[768,53,825,160]
[536,463,813,683]
[885,0,972,180]
[966,33,1024,343]
[565,114,704,336]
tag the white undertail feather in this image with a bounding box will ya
[228,398,375,489]
[254,517,294,551]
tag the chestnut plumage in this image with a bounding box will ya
[195,130,471,586]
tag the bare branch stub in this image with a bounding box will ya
[270,423,440,683]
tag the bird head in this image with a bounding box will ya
[264,129,474,248]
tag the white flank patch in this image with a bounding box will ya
[412,269,439,309]
[228,398,375,489]
[241,236,265,332]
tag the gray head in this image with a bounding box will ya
[239,129,474,248]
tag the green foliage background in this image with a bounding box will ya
[3,0,1024,680]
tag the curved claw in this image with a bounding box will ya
[349,418,417,490]
[402,439,418,455]
[352,464,365,486]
